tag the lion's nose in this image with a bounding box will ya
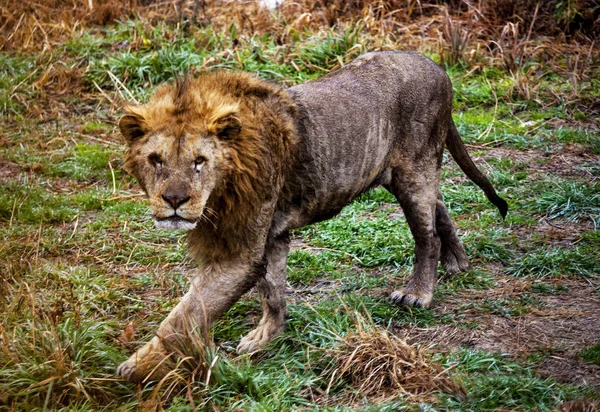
[162,193,191,210]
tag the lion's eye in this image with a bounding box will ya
[194,156,206,172]
[148,153,163,168]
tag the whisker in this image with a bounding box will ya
[203,207,217,218]
[200,213,217,230]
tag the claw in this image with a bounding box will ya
[390,290,432,308]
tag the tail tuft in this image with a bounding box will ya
[491,195,508,219]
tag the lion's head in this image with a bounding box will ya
[119,72,298,239]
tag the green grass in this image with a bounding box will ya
[507,245,599,279]
[0,181,104,224]
[0,317,127,408]
[579,344,600,366]
[1,13,599,412]
[0,54,38,116]
[440,350,595,411]
[298,192,414,268]
[532,180,600,225]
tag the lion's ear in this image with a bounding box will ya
[214,115,242,140]
[119,111,146,144]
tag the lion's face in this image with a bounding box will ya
[129,132,224,231]
[118,79,243,231]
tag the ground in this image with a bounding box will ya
[0,1,599,410]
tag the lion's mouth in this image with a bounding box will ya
[154,215,198,231]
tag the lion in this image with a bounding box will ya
[116,51,507,382]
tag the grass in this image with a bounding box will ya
[1,2,599,410]
[532,180,600,226]
[579,344,600,366]
[440,350,595,411]
[507,245,599,279]
[0,54,38,116]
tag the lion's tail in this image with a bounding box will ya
[446,119,508,219]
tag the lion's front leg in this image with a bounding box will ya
[237,234,289,354]
[117,261,265,383]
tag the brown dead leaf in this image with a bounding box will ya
[117,322,135,344]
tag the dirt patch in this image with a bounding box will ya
[0,160,22,183]
[505,218,595,254]
[403,277,600,388]
[530,219,593,247]
[478,147,600,181]
[539,357,600,389]
[558,399,600,412]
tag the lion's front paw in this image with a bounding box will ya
[117,336,170,383]
[237,321,284,354]
[116,359,138,381]
[390,289,433,308]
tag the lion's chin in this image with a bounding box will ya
[154,216,197,231]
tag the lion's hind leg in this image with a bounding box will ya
[388,164,441,308]
[436,197,470,275]
[237,234,289,354]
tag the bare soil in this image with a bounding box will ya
[404,277,600,389]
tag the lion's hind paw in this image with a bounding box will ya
[390,290,432,308]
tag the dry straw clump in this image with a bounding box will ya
[325,312,465,401]
[2,0,598,53]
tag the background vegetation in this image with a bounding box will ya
[0,0,599,410]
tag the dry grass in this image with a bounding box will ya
[2,0,598,53]
[559,399,600,412]
[325,312,465,401]
[142,327,221,409]
[1,0,597,115]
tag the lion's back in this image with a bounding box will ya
[282,52,453,225]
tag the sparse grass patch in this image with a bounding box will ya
[439,269,496,294]
[0,181,79,224]
[578,344,600,366]
[0,54,38,116]
[441,350,595,410]
[463,228,515,262]
[530,281,570,295]
[48,143,115,181]
[553,127,600,148]
[507,245,599,280]
[454,293,541,317]
[82,121,112,134]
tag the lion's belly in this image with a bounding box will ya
[274,112,395,233]
[288,90,397,221]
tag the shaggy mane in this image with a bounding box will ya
[123,71,299,261]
